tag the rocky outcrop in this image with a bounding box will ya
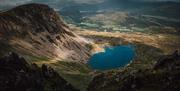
[154,50,180,70]
[0,3,90,63]
[0,52,79,91]
[87,51,180,91]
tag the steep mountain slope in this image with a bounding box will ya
[0,52,79,91]
[0,3,90,63]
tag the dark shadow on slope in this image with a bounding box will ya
[0,52,79,91]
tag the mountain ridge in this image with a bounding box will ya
[0,3,91,63]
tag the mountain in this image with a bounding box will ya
[88,51,180,91]
[58,1,180,31]
[0,52,79,91]
[0,3,91,63]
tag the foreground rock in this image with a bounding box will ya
[0,3,90,63]
[88,51,180,91]
[0,52,79,91]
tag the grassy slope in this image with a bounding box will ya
[0,41,91,91]
[75,29,180,53]
[49,61,91,91]
[34,60,92,91]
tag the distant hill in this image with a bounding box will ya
[59,1,180,29]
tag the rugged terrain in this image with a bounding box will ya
[0,3,90,63]
[73,26,180,91]
[0,3,93,91]
[0,52,79,91]
[88,51,180,91]
[0,3,180,91]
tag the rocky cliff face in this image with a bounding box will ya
[0,3,90,63]
[0,52,79,91]
[88,51,180,91]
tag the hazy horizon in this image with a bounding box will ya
[0,0,180,8]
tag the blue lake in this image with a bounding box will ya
[88,45,135,70]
